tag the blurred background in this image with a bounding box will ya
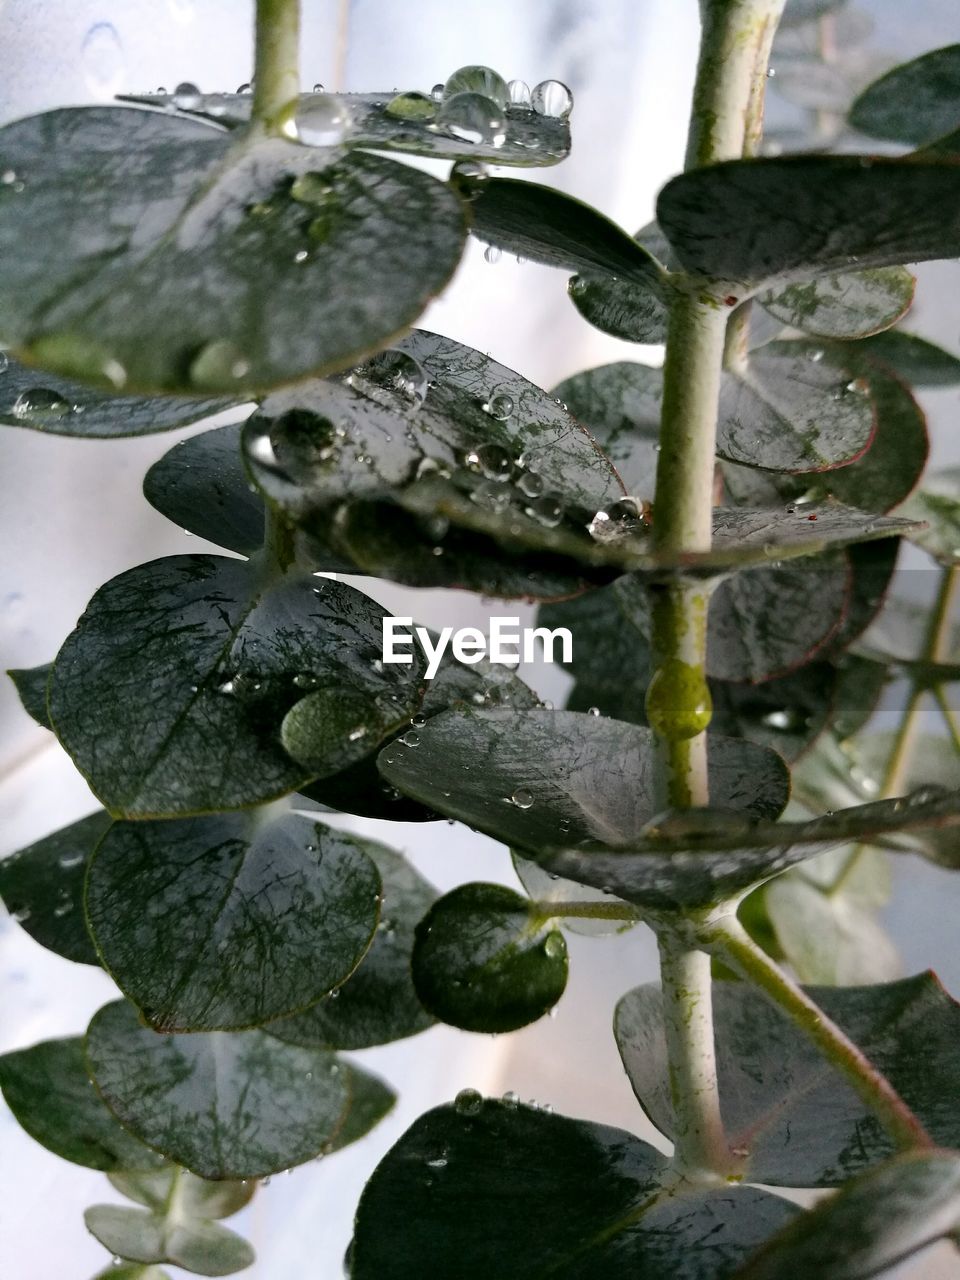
[0,0,958,1275]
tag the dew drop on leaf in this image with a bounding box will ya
[483,388,514,420]
[525,495,564,527]
[172,81,203,111]
[484,244,502,265]
[294,93,354,146]
[531,79,573,119]
[454,1088,483,1115]
[236,82,252,94]
[543,934,564,959]
[587,497,651,543]
[12,388,74,422]
[467,442,513,480]
[385,91,437,121]
[443,65,509,108]
[511,788,534,809]
[438,92,506,147]
[349,349,428,410]
[507,78,532,107]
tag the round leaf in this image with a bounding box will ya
[84,1204,254,1276]
[759,269,914,341]
[412,883,568,1033]
[48,557,424,817]
[352,1099,797,1278]
[270,842,438,1049]
[855,330,960,386]
[144,424,265,555]
[0,1037,164,1172]
[326,1064,396,1153]
[850,45,960,146]
[85,810,382,1032]
[568,273,669,344]
[108,1168,255,1219]
[616,973,960,1188]
[0,810,110,964]
[0,107,466,393]
[86,1000,350,1179]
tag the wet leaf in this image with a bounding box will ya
[616,973,960,1188]
[86,1000,350,1179]
[121,88,571,167]
[48,557,424,817]
[657,156,960,289]
[108,1167,255,1219]
[734,1151,960,1279]
[707,663,837,759]
[854,331,960,386]
[0,352,241,437]
[850,45,960,146]
[7,661,53,728]
[144,424,265,555]
[269,842,438,1049]
[454,174,668,283]
[84,1204,254,1276]
[378,706,793,909]
[325,1064,396,1153]
[759,268,914,340]
[351,1099,797,1279]
[0,810,110,964]
[85,810,382,1032]
[0,107,466,393]
[0,1037,164,1171]
[567,273,670,344]
[897,471,960,566]
[411,883,568,1033]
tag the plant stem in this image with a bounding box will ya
[658,932,732,1178]
[934,685,960,757]
[264,503,296,574]
[704,915,933,1152]
[687,0,788,169]
[534,901,638,923]
[252,0,301,129]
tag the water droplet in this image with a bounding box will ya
[516,471,544,498]
[173,81,203,111]
[294,94,353,146]
[543,933,564,959]
[761,708,795,731]
[12,388,74,422]
[483,388,514,419]
[190,339,250,387]
[236,82,252,95]
[767,66,777,78]
[58,852,85,869]
[501,1090,519,1108]
[525,494,563,527]
[348,725,368,742]
[470,479,512,511]
[349,348,428,411]
[401,730,421,747]
[484,243,502,265]
[438,93,506,147]
[54,902,73,918]
[531,80,573,119]
[426,1154,448,1169]
[645,660,712,741]
[808,349,824,363]
[465,442,513,480]
[451,160,489,183]
[454,1087,483,1115]
[586,706,600,717]
[411,713,428,727]
[293,248,309,264]
[431,83,445,102]
[511,788,533,809]
[385,91,437,121]
[587,496,651,543]
[82,23,124,100]
[443,65,509,108]
[507,79,532,107]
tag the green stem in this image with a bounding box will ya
[934,686,960,757]
[658,932,733,1178]
[252,0,301,130]
[703,915,933,1152]
[687,0,788,169]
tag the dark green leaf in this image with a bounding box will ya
[734,1151,960,1279]
[897,471,960,566]
[86,1000,350,1179]
[48,557,424,816]
[411,883,567,1033]
[84,1204,254,1276]
[853,331,960,386]
[708,663,838,758]
[378,706,793,909]
[567,274,669,344]
[454,174,668,284]
[352,1099,797,1279]
[143,424,265,555]
[121,89,571,168]
[0,352,241,437]
[85,810,381,1032]
[0,810,111,964]
[0,1037,163,1171]
[326,1065,396,1152]
[269,842,437,1049]
[723,355,928,515]
[759,268,914,340]
[657,156,960,288]
[0,108,466,393]
[7,661,53,728]
[616,973,960,1188]
[108,1168,255,1218]
[551,363,660,494]
[850,45,960,145]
